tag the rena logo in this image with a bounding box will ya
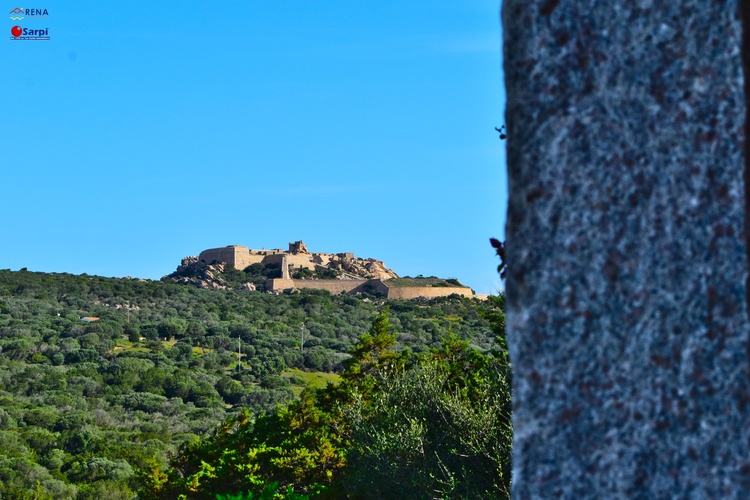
[11,26,22,37]
[9,7,48,21]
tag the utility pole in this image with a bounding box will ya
[238,336,241,373]
[300,322,305,352]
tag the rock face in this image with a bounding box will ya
[167,257,230,290]
[327,255,398,280]
[503,1,750,497]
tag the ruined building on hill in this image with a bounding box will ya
[168,241,474,300]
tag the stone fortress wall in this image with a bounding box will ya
[197,241,474,300]
[383,285,473,300]
[263,253,317,271]
[267,278,473,300]
[198,245,282,271]
[266,278,373,295]
[199,244,355,274]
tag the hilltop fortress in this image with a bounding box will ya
[169,241,474,300]
[197,241,398,281]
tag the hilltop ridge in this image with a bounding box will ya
[162,241,475,299]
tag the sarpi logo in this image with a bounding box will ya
[10,25,49,40]
[9,7,49,21]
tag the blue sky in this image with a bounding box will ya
[3,1,507,294]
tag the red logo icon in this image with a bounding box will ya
[11,25,22,37]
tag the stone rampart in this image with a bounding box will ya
[368,279,390,296]
[198,246,265,270]
[266,278,372,295]
[265,278,296,291]
[292,279,371,294]
[384,286,473,300]
[198,246,240,265]
[264,277,473,299]
[263,253,317,271]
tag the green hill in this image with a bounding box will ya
[0,269,503,498]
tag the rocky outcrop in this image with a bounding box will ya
[163,256,230,290]
[327,256,398,280]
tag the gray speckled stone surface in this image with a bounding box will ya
[503,1,750,497]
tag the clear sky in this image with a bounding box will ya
[3,1,507,294]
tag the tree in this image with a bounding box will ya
[216,376,245,405]
[172,341,194,362]
[153,311,405,497]
[147,308,513,498]
[159,317,188,340]
[341,340,512,498]
[334,308,409,401]
[125,324,140,343]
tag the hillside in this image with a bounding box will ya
[0,269,503,498]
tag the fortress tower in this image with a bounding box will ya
[198,245,264,270]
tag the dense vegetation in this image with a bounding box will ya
[0,269,506,498]
[146,310,511,498]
